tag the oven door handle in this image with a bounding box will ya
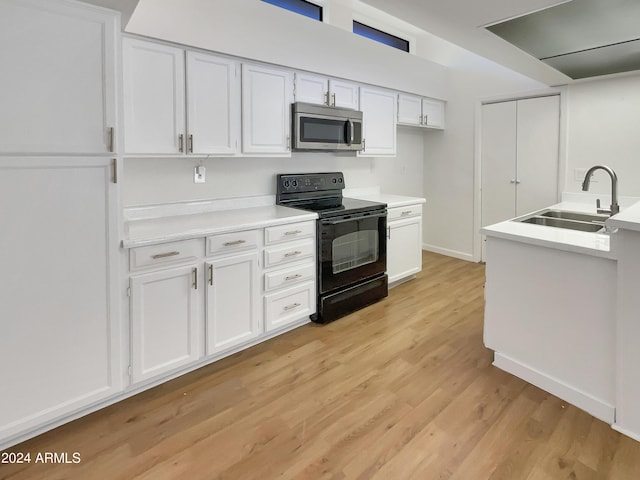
[321,211,386,225]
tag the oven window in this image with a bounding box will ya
[332,230,379,274]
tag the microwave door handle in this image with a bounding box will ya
[346,120,353,146]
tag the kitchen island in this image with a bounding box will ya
[482,196,640,442]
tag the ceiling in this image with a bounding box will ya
[358,0,640,84]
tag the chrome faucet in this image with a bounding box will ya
[581,165,620,216]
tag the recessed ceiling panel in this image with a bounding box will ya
[542,39,640,79]
[486,0,640,79]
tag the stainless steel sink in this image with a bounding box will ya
[514,208,607,233]
[520,216,604,232]
[540,210,608,223]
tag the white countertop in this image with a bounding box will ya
[607,201,640,232]
[123,205,317,248]
[482,201,615,259]
[344,188,426,208]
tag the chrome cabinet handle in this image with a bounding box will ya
[284,230,302,236]
[108,127,115,152]
[284,302,301,311]
[285,274,302,281]
[178,134,184,153]
[188,134,194,153]
[284,251,302,257]
[287,136,291,150]
[387,226,391,239]
[224,240,246,247]
[510,179,521,184]
[324,92,329,105]
[151,251,180,259]
[424,114,429,125]
[193,267,198,290]
[331,93,336,106]
[208,264,213,286]
[401,211,412,216]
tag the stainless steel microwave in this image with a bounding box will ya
[292,102,363,152]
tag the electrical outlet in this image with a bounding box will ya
[194,166,206,184]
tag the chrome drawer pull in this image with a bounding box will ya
[284,251,302,257]
[285,274,303,281]
[151,251,180,259]
[284,230,302,236]
[284,302,301,311]
[224,240,246,247]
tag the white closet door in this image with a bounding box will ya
[516,95,560,216]
[481,101,517,228]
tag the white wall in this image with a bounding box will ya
[423,56,547,260]
[122,128,424,206]
[125,0,446,99]
[564,72,640,196]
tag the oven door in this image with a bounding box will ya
[294,113,363,151]
[319,211,386,293]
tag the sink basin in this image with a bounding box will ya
[520,216,604,232]
[540,210,608,223]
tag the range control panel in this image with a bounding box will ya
[277,172,345,194]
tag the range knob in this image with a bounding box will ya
[292,180,298,187]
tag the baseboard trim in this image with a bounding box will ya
[493,352,615,424]
[612,423,640,442]
[422,244,474,262]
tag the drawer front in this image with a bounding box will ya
[264,239,314,268]
[388,204,422,221]
[130,238,203,272]
[264,281,315,332]
[264,262,315,292]
[265,221,315,245]
[206,229,259,256]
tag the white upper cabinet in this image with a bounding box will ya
[294,73,359,110]
[0,0,117,154]
[123,38,186,155]
[242,63,293,154]
[123,38,240,156]
[186,52,240,155]
[398,94,445,129]
[359,86,397,157]
[422,98,445,129]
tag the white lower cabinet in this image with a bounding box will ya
[265,282,315,332]
[387,205,423,284]
[130,263,202,383]
[206,251,261,355]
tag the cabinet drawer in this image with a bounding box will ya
[130,238,203,272]
[388,204,422,221]
[264,262,315,292]
[264,239,314,268]
[206,229,259,256]
[265,221,315,245]
[264,281,315,332]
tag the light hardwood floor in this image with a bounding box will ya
[3,251,640,479]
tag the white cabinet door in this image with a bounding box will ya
[186,52,240,155]
[422,98,445,129]
[242,64,293,154]
[123,38,186,155]
[329,79,359,110]
[0,0,117,154]
[131,264,202,383]
[0,157,122,442]
[294,72,328,105]
[206,252,261,354]
[359,86,397,156]
[397,94,422,125]
[515,95,560,216]
[387,216,423,283]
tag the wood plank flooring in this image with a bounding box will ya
[3,251,640,479]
